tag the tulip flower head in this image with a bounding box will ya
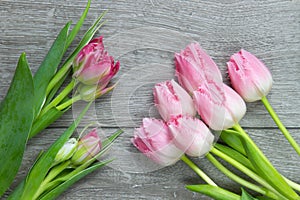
[193,83,246,130]
[227,49,273,102]
[153,79,196,121]
[168,115,214,157]
[132,118,184,166]
[73,36,120,98]
[71,129,102,165]
[54,138,78,165]
[175,42,223,94]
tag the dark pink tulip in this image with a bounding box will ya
[73,36,120,91]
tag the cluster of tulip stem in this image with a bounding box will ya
[182,125,300,199]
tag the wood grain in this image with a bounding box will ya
[0,0,299,199]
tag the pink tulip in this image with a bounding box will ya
[175,42,223,94]
[168,115,214,157]
[132,118,184,166]
[153,79,196,121]
[193,82,246,130]
[227,49,273,102]
[73,36,120,90]
[71,129,102,165]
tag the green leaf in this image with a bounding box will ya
[214,143,255,172]
[102,129,123,148]
[19,102,92,199]
[0,53,34,196]
[186,185,240,200]
[65,0,91,52]
[67,10,107,64]
[256,196,275,200]
[39,160,112,200]
[29,107,65,139]
[44,68,71,106]
[241,189,275,200]
[241,188,258,200]
[7,180,25,200]
[33,22,70,116]
[42,0,91,99]
[220,129,246,155]
[10,150,47,199]
[240,135,300,200]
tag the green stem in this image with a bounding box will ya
[40,79,76,116]
[45,161,71,185]
[206,153,279,199]
[33,161,70,199]
[56,95,82,111]
[232,124,300,200]
[186,184,241,200]
[261,96,300,155]
[46,62,73,96]
[232,123,277,167]
[180,154,217,186]
[210,147,288,200]
[284,177,300,193]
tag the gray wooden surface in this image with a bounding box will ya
[1,0,300,199]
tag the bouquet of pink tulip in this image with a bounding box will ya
[0,0,122,198]
[132,43,300,199]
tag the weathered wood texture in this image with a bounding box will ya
[0,0,299,199]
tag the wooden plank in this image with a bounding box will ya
[0,0,299,199]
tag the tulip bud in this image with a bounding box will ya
[71,129,102,165]
[168,115,214,157]
[131,118,184,166]
[54,138,78,165]
[193,83,246,130]
[175,42,223,94]
[227,49,273,102]
[153,79,196,121]
[73,36,120,89]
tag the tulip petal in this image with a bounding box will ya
[168,115,214,157]
[153,80,196,121]
[175,42,223,94]
[194,83,246,130]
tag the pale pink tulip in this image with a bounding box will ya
[132,118,184,166]
[153,79,196,121]
[193,83,246,130]
[73,36,120,90]
[175,42,223,94]
[71,129,102,165]
[227,49,273,102]
[168,115,214,157]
